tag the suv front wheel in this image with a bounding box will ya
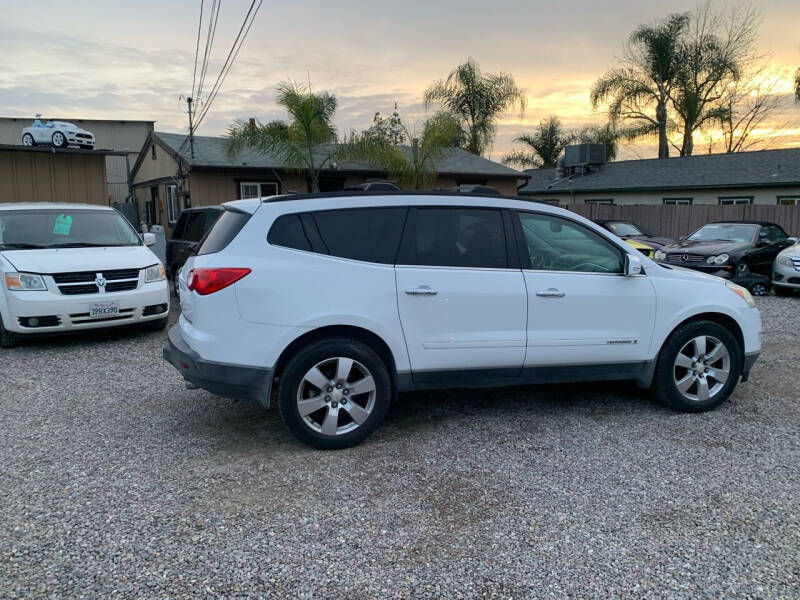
[277,339,391,449]
[652,320,742,412]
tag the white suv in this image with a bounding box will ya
[164,193,761,449]
[0,203,169,347]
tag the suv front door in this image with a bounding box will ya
[514,211,656,371]
[395,207,527,382]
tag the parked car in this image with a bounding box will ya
[343,182,400,192]
[772,240,800,296]
[0,203,169,348]
[166,206,223,291]
[654,221,796,279]
[163,192,761,449]
[595,220,674,259]
[21,118,96,150]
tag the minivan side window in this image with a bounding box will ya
[400,207,507,268]
[268,208,407,265]
[516,212,623,273]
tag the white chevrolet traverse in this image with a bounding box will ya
[0,203,169,347]
[163,193,761,449]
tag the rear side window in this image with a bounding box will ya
[268,208,407,264]
[182,210,222,242]
[400,207,507,268]
[197,210,251,255]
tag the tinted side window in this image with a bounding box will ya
[268,214,312,251]
[760,225,787,243]
[402,208,507,268]
[171,213,189,240]
[197,210,251,255]
[310,208,407,264]
[517,212,622,273]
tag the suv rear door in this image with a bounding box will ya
[395,206,527,381]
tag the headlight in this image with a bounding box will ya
[144,264,166,283]
[654,250,666,261]
[5,272,47,291]
[725,281,756,308]
[706,254,729,265]
[777,255,794,267]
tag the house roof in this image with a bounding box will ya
[144,131,527,179]
[519,147,800,195]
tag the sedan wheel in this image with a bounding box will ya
[21,133,34,146]
[673,335,731,403]
[52,132,67,148]
[749,282,768,296]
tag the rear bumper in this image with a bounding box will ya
[163,325,273,406]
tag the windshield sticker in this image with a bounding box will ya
[53,214,73,236]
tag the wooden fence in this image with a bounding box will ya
[566,204,800,239]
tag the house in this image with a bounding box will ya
[0,117,155,203]
[131,131,528,233]
[518,147,800,206]
[0,144,127,205]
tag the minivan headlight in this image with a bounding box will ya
[144,263,166,283]
[5,272,47,291]
[654,250,666,261]
[777,255,794,267]
[725,281,756,308]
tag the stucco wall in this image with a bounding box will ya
[0,150,107,205]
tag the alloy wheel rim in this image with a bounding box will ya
[53,132,64,145]
[751,284,767,296]
[22,134,32,146]
[673,335,731,402]
[297,356,376,436]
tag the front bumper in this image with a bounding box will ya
[163,325,273,406]
[742,351,760,383]
[2,282,169,334]
[772,261,800,289]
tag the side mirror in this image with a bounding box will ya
[624,254,643,276]
[787,237,798,244]
[143,232,156,246]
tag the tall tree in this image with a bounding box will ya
[502,116,572,168]
[670,3,761,156]
[364,103,407,145]
[591,13,689,158]
[226,81,338,193]
[341,112,460,189]
[423,58,526,156]
[794,68,800,102]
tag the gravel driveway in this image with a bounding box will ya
[1,297,798,599]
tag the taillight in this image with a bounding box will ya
[187,268,251,295]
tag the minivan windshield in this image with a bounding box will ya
[688,223,756,243]
[0,209,142,250]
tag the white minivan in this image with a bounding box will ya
[164,192,761,449]
[0,203,169,347]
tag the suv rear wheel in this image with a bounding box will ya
[652,320,742,412]
[278,339,391,449]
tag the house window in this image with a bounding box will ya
[663,197,693,205]
[166,184,179,224]
[239,181,279,199]
[777,196,800,206]
[584,199,614,205]
[151,144,156,160]
[719,196,753,205]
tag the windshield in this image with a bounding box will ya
[0,209,142,250]
[688,223,756,243]
[606,222,644,237]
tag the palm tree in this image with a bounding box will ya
[423,58,526,156]
[341,112,461,189]
[502,116,572,168]
[591,13,689,158]
[226,81,338,192]
[795,68,800,101]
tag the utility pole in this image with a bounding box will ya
[186,96,195,159]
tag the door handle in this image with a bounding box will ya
[405,286,438,296]
[536,288,565,298]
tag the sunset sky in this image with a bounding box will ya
[1,0,798,160]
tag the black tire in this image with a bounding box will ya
[145,317,168,331]
[652,320,742,413]
[0,313,19,349]
[278,338,391,450]
[774,286,794,297]
[749,281,769,296]
[21,133,35,146]
[52,131,67,148]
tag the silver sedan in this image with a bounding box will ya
[773,242,800,296]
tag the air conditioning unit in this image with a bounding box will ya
[564,143,606,167]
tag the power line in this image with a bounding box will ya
[196,0,222,102]
[190,0,204,98]
[192,0,262,132]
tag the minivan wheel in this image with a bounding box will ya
[652,320,742,412]
[278,339,391,449]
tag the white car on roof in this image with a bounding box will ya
[163,191,762,450]
[0,203,169,347]
[21,118,95,150]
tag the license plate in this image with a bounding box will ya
[89,301,119,318]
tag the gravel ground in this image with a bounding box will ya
[1,297,798,599]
